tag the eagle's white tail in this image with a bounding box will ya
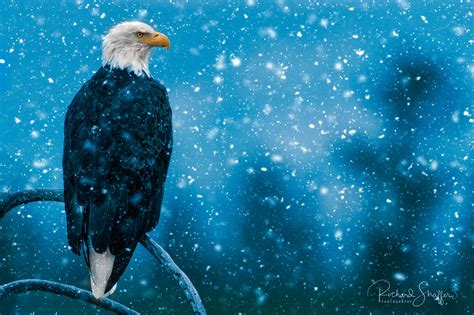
[89,247,117,298]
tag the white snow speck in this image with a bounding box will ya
[271,154,283,163]
[453,26,466,36]
[263,104,272,115]
[213,75,223,85]
[138,9,148,18]
[259,27,277,39]
[230,55,241,67]
[344,90,354,98]
[393,272,407,281]
[31,130,40,139]
[215,54,226,70]
[33,159,48,168]
[320,19,329,28]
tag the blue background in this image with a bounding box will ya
[0,0,472,313]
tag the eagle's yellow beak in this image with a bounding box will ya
[140,32,170,51]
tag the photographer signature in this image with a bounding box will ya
[367,279,458,307]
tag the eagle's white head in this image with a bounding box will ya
[102,21,170,77]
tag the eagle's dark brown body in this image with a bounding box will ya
[63,65,172,294]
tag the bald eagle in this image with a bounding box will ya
[63,22,172,298]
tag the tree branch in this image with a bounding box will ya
[0,189,64,218]
[0,189,206,314]
[0,279,138,315]
[140,235,206,315]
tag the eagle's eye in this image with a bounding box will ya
[136,32,144,38]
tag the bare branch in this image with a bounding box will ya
[0,279,138,315]
[140,235,206,315]
[0,189,64,218]
[0,189,206,314]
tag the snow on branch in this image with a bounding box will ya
[0,279,138,315]
[0,189,206,315]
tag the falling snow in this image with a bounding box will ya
[0,1,472,314]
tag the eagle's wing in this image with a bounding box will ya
[63,81,91,256]
[96,80,173,256]
[63,77,172,266]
